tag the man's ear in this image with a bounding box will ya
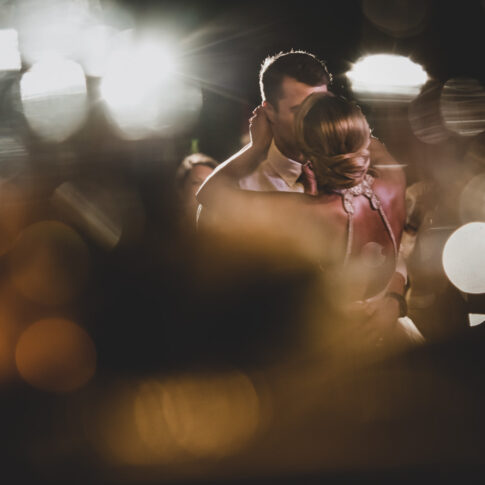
[263,100,277,123]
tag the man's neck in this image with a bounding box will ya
[273,138,304,164]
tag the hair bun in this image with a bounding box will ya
[295,93,371,191]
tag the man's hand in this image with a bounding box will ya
[249,105,273,157]
[364,295,401,328]
[342,296,401,353]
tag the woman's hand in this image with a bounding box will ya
[249,105,273,156]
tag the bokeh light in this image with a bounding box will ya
[440,78,485,137]
[100,31,202,140]
[15,317,96,392]
[406,226,454,298]
[465,134,485,169]
[0,28,21,71]
[92,381,176,466]
[52,182,122,251]
[51,179,146,250]
[442,222,485,294]
[0,287,22,383]
[459,173,485,223]
[469,313,485,327]
[9,221,91,306]
[79,24,119,78]
[9,0,90,65]
[362,0,429,37]
[0,181,28,257]
[20,55,88,142]
[93,371,261,465]
[408,82,450,144]
[133,379,182,462]
[347,54,428,101]
[160,371,260,457]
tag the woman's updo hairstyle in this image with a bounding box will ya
[294,93,372,191]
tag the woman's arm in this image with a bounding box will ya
[196,106,272,208]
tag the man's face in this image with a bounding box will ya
[264,76,327,162]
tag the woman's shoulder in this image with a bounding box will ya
[372,170,405,205]
[370,173,406,241]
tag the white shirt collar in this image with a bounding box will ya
[266,140,303,188]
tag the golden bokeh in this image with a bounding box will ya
[92,373,268,466]
[0,317,17,383]
[95,373,261,463]
[0,182,28,257]
[0,284,27,384]
[160,371,260,458]
[9,221,90,306]
[15,318,96,393]
[92,380,181,466]
[134,379,181,461]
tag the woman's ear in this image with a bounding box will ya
[263,101,276,124]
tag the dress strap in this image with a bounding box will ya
[337,175,397,266]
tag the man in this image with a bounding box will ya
[239,50,330,192]
[200,50,411,332]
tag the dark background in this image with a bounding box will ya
[117,0,485,162]
[2,1,485,484]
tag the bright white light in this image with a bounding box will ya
[100,35,177,110]
[469,314,485,327]
[21,55,86,98]
[0,29,21,71]
[79,24,119,78]
[347,54,428,99]
[442,222,485,294]
[100,32,201,139]
[10,0,91,65]
[20,56,88,142]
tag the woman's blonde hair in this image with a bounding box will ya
[294,93,372,191]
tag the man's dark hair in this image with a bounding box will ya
[259,50,332,109]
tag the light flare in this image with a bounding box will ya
[347,54,428,101]
[0,29,21,71]
[100,31,202,139]
[20,55,88,142]
[442,222,485,294]
[469,313,485,327]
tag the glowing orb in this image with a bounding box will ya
[100,32,202,139]
[347,54,428,100]
[469,313,485,327]
[442,222,485,294]
[440,78,485,137]
[0,29,21,71]
[15,318,96,392]
[20,56,88,142]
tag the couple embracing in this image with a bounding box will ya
[197,50,423,352]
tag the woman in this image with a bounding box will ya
[197,93,420,351]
